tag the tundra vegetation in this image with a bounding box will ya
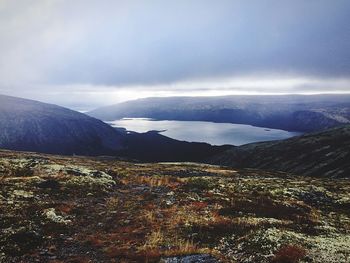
[0,150,349,262]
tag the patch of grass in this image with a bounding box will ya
[272,244,307,263]
[10,167,34,177]
[219,195,320,228]
[132,175,181,188]
[183,177,215,191]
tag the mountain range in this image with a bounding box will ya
[88,95,350,132]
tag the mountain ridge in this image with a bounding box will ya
[0,94,124,155]
[88,95,350,132]
[208,125,350,177]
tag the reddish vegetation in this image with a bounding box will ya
[272,245,307,263]
[189,201,208,210]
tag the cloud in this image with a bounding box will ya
[2,76,349,110]
[0,0,349,107]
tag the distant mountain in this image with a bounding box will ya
[88,95,350,132]
[209,125,350,177]
[0,95,123,155]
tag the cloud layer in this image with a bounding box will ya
[0,0,349,108]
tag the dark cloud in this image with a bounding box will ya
[0,0,349,107]
[50,0,350,85]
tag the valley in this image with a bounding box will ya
[1,1,350,262]
[0,94,349,262]
[0,95,229,163]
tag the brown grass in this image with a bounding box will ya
[272,244,307,263]
[120,175,182,189]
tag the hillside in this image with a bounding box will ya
[209,125,350,177]
[0,95,123,155]
[1,149,349,262]
[88,95,350,132]
[117,129,231,162]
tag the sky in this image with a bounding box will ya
[0,0,349,110]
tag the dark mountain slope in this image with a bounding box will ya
[117,129,231,162]
[209,125,350,177]
[0,95,123,155]
[88,95,350,132]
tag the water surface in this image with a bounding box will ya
[108,118,301,146]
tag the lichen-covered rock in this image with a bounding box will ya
[160,254,219,263]
[12,190,34,198]
[43,208,72,224]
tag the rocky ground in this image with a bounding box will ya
[0,150,349,262]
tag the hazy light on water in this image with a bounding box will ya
[108,118,302,146]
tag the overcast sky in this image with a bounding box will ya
[0,0,349,110]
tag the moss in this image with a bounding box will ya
[184,177,215,191]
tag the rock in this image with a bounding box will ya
[6,230,43,256]
[297,188,333,206]
[37,179,61,190]
[160,254,219,263]
[43,208,72,224]
[12,190,34,198]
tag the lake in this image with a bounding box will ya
[108,118,301,146]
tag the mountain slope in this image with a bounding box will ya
[209,125,350,177]
[88,95,350,132]
[0,95,123,155]
[117,129,231,162]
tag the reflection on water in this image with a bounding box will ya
[108,118,301,146]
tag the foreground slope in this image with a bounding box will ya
[88,95,350,132]
[0,150,349,262]
[0,95,123,155]
[209,125,350,177]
